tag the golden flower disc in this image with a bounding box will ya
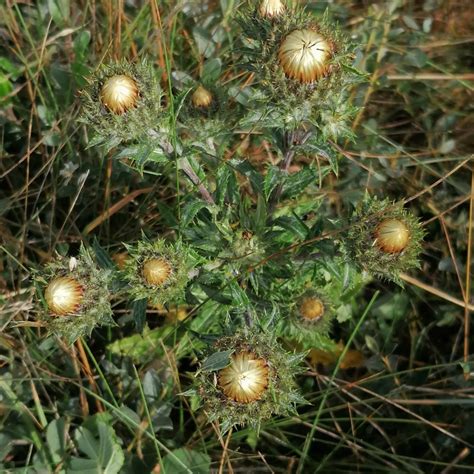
[375,218,410,254]
[192,85,213,108]
[259,0,285,18]
[218,351,269,403]
[299,296,325,321]
[45,276,84,315]
[278,29,332,83]
[100,75,139,114]
[142,258,172,286]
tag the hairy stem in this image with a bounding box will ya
[180,157,215,205]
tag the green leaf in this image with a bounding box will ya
[193,27,215,57]
[143,369,162,404]
[92,239,115,270]
[201,349,234,372]
[46,418,67,466]
[161,448,211,474]
[228,280,251,307]
[405,49,428,68]
[182,200,210,227]
[0,73,13,99]
[48,0,70,27]
[365,335,380,354]
[263,166,280,201]
[229,159,263,194]
[274,216,308,240]
[202,58,221,83]
[281,167,319,199]
[69,416,124,474]
[0,433,12,462]
[254,193,267,234]
[132,298,148,333]
[402,15,419,30]
[336,304,352,323]
[73,30,91,60]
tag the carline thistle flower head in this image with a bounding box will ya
[33,246,114,344]
[45,276,84,315]
[259,0,285,19]
[343,196,425,283]
[80,60,162,147]
[278,29,333,83]
[277,287,337,351]
[194,328,305,432]
[218,351,269,404]
[121,238,196,307]
[99,74,139,115]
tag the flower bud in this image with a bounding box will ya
[259,0,284,18]
[375,218,410,254]
[45,276,84,315]
[192,85,213,108]
[142,258,173,286]
[278,29,332,83]
[100,74,139,114]
[298,296,325,322]
[112,251,129,270]
[218,351,269,403]
[343,197,424,282]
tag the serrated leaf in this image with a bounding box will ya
[336,304,352,323]
[182,200,210,227]
[228,280,251,307]
[274,215,308,240]
[263,166,280,201]
[215,165,232,205]
[229,159,263,194]
[281,167,319,199]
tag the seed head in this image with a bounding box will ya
[218,351,269,403]
[375,218,410,254]
[100,74,139,114]
[45,276,84,315]
[278,29,332,83]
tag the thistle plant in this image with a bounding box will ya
[236,3,361,138]
[120,238,198,307]
[80,60,164,151]
[193,327,305,433]
[33,246,114,344]
[29,0,425,434]
[342,196,425,283]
